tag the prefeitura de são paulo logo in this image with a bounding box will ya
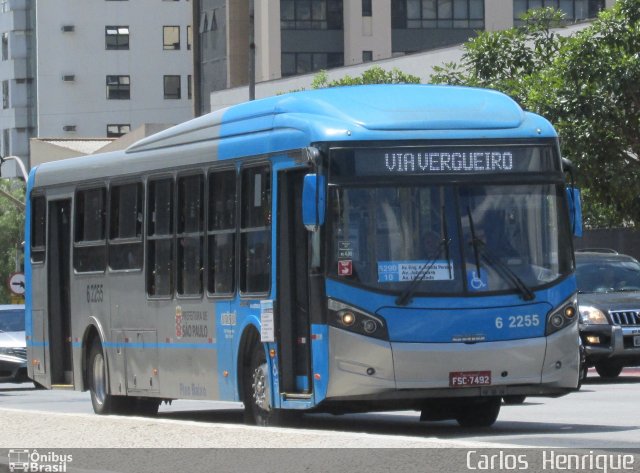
[8,450,72,472]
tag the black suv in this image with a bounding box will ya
[576,251,640,378]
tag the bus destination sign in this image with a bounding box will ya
[347,146,557,177]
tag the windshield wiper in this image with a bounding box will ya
[466,210,535,301]
[396,208,451,306]
[478,243,535,301]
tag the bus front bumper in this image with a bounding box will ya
[324,324,580,401]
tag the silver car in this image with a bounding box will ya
[0,305,28,384]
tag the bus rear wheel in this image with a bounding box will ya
[502,395,526,405]
[455,397,501,428]
[88,341,134,415]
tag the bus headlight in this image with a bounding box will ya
[578,305,608,325]
[328,299,389,340]
[545,295,578,336]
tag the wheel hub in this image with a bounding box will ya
[92,353,106,406]
[251,363,271,412]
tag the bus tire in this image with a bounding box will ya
[595,362,622,379]
[133,398,161,417]
[455,397,501,428]
[88,341,132,415]
[244,343,272,425]
[243,342,297,426]
[502,395,526,405]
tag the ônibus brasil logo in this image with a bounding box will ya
[8,450,73,472]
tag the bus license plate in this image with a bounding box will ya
[634,335,640,347]
[449,371,492,388]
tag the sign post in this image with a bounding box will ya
[8,272,25,303]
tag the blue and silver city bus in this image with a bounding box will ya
[25,85,582,427]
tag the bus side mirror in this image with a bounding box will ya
[302,174,325,232]
[566,187,583,238]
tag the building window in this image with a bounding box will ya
[109,182,143,271]
[106,75,130,99]
[74,187,107,273]
[187,75,192,100]
[163,25,180,50]
[105,26,130,50]
[187,25,192,50]
[177,174,204,296]
[2,80,8,109]
[513,0,604,23]
[393,0,484,29]
[164,75,181,99]
[2,32,8,61]
[282,52,343,77]
[240,165,271,294]
[281,0,343,30]
[207,169,236,296]
[30,196,46,264]
[147,178,174,297]
[1,129,9,156]
[107,124,131,137]
[363,50,373,62]
[362,0,372,16]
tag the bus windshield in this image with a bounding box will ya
[329,183,573,297]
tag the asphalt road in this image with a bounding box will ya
[1,368,639,451]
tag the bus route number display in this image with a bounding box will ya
[378,261,453,282]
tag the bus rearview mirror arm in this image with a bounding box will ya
[562,158,583,238]
[302,147,326,232]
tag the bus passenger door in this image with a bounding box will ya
[47,199,73,385]
[277,170,311,395]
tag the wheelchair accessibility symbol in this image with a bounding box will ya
[467,270,488,291]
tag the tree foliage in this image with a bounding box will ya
[0,180,25,303]
[432,1,640,227]
[311,65,421,89]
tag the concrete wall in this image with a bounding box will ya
[485,0,514,31]
[254,0,281,83]
[343,0,391,66]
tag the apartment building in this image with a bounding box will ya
[193,0,614,115]
[1,0,193,173]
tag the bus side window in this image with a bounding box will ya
[74,187,107,273]
[109,182,143,271]
[177,174,204,296]
[147,178,174,297]
[207,169,236,296]
[240,165,271,295]
[31,195,46,263]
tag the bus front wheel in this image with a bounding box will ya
[455,397,501,428]
[243,343,300,426]
[244,344,274,426]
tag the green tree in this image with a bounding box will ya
[535,1,640,227]
[432,1,640,227]
[0,180,25,304]
[311,65,421,89]
[431,7,566,105]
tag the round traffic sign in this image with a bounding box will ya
[8,272,25,296]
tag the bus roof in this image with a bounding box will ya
[129,84,553,153]
[31,85,556,188]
